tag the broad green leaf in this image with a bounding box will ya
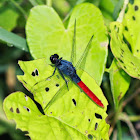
[0,28,28,52]
[0,1,19,31]
[109,59,131,109]
[3,92,42,130]
[17,58,65,109]
[122,0,140,58]
[3,92,90,140]
[110,22,140,79]
[26,3,108,85]
[4,59,109,140]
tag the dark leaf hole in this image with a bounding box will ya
[16,108,20,113]
[121,48,124,54]
[124,26,128,31]
[88,134,93,140]
[132,16,136,20]
[45,87,49,92]
[24,106,30,112]
[32,69,39,76]
[134,5,139,11]
[124,66,127,69]
[95,113,102,119]
[35,69,39,76]
[88,119,91,122]
[131,62,134,66]
[118,58,124,64]
[72,99,76,106]
[56,75,60,79]
[95,123,98,130]
[32,71,35,76]
[137,49,139,52]
[23,80,27,84]
[10,107,13,112]
[123,35,132,52]
[56,83,59,87]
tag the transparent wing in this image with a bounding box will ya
[44,79,71,112]
[70,19,76,66]
[29,67,72,113]
[75,35,94,71]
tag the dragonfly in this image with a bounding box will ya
[48,20,104,108]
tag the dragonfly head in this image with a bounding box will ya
[50,54,59,64]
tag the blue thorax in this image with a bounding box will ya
[56,60,81,83]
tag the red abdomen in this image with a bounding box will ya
[77,81,104,108]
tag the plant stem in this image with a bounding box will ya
[122,88,140,109]
[129,115,140,122]
[10,0,27,19]
[112,129,117,140]
[117,0,129,22]
[117,120,122,140]
[46,0,52,7]
[119,113,139,140]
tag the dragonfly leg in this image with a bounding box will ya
[59,70,69,90]
[46,67,57,80]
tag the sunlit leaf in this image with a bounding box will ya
[0,28,28,52]
[4,58,109,140]
[122,0,140,58]
[110,22,140,79]
[109,59,131,109]
[26,3,108,85]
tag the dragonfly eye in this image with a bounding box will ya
[50,54,59,64]
[53,54,59,59]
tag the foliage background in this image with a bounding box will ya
[0,0,140,140]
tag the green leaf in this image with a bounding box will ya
[110,22,140,79]
[3,92,89,140]
[0,28,28,52]
[109,59,131,109]
[4,59,109,140]
[0,1,19,31]
[122,0,140,58]
[26,3,108,85]
[17,58,64,108]
[3,92,42,130]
